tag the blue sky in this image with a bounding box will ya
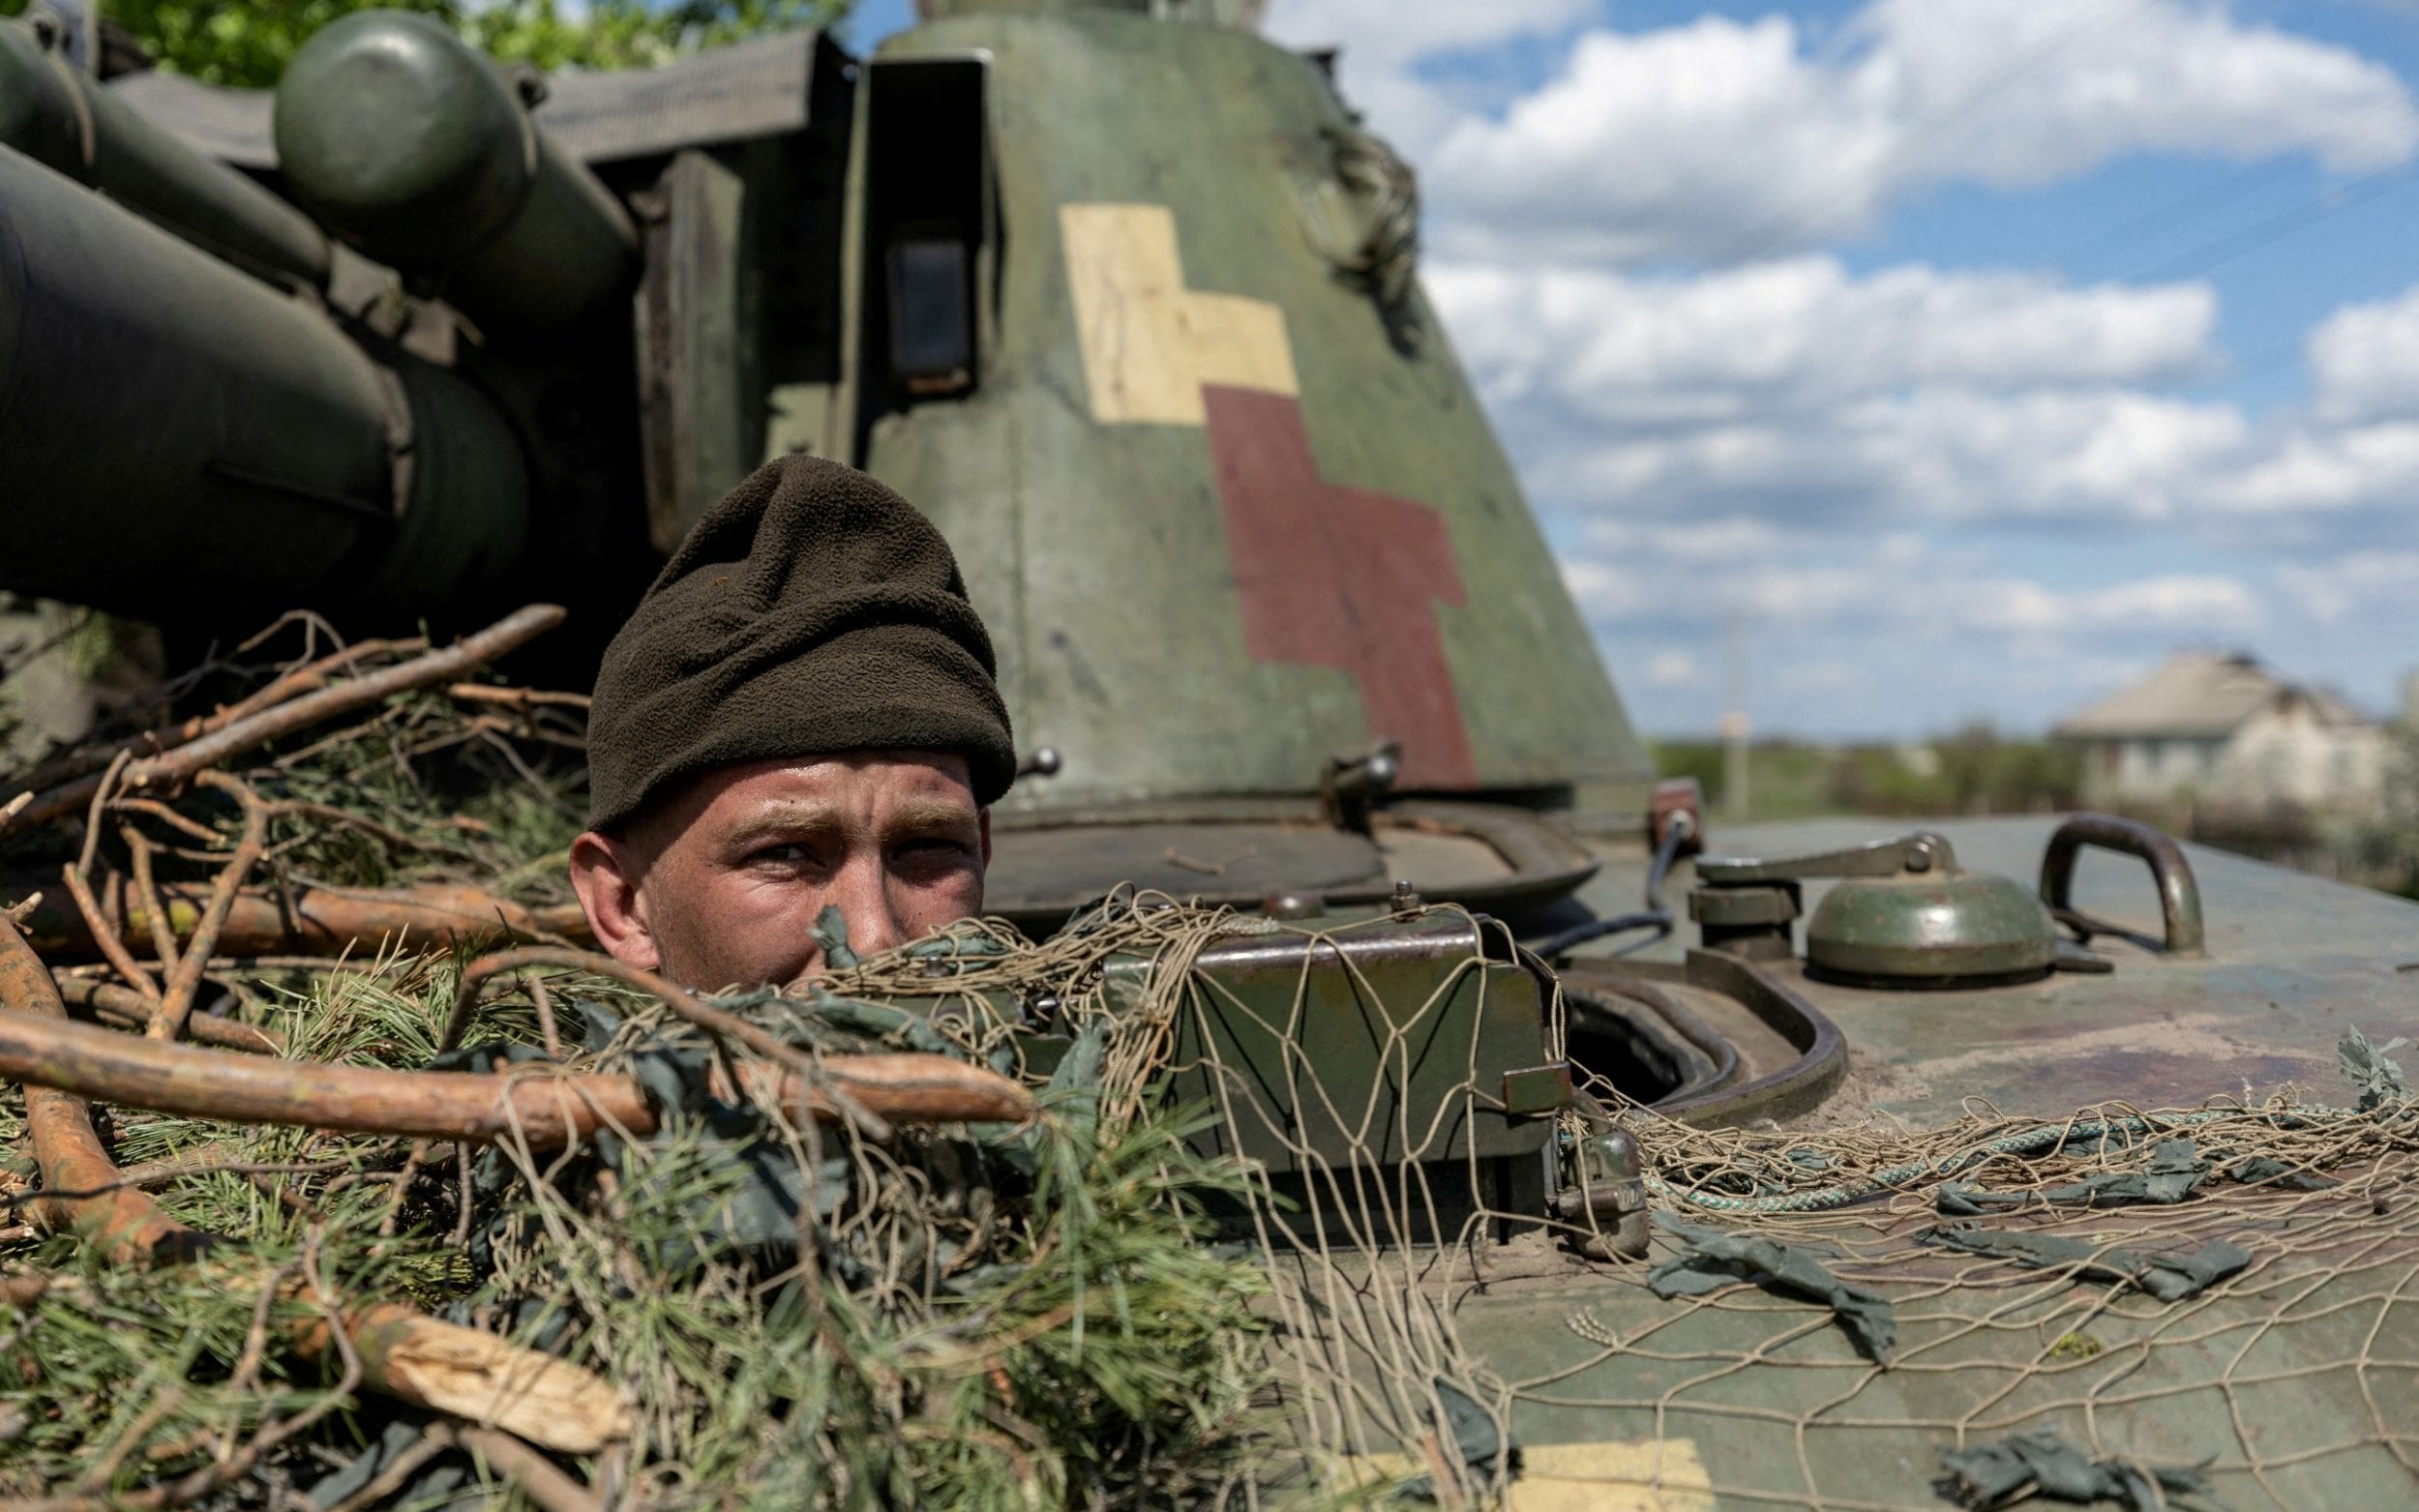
[856,1,2419,742]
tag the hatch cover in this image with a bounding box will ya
[984,799,1598,934]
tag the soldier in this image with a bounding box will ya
[568,456,1015,989]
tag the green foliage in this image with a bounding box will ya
[6,0,848,88]
[1653,726,2081,821]
[0,953,1275,1505]
[462,0,848,76]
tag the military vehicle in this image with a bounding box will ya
[0,0,1633,927]
[2,1,2414,1506]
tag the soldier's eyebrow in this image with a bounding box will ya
[882,798,983,841]
[717,796,977,855]
[718,801,850,854]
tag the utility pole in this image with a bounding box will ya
[1720,614,1750,818]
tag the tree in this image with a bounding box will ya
[0,1,849,87]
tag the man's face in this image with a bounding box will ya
[568,749,991,989]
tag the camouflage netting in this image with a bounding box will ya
[0,608,2413,1509]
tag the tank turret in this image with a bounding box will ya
[1,1,1643,916]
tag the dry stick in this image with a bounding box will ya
[266,800,465,858]
[148,772,269,1043]
[110,799,224,847]
[59,754,163,1015]
[0,916,208,1260]
[316,1424,461,1512]
[0,914,636,1457]
[226,1260,300,1393]
[57,867,165,1010]
[314,1421,597,1512]
[25,878,578,964]
[376,1140,438,1239]
[120,826,184,979]
[55,976,281,1054]
[525,971,563,1059]
[0,1009,1037,1145]
[72,1385,185,1494]
[2,636,430,805]
[445,945,896,1141]
[457,1424,605,1512]
[3,605,565,838]
[447,684,591,711]
[224,636,428,720]
[451,947,800,1071]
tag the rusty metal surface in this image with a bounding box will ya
[1573,815,2419,1122]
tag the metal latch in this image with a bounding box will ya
[1320,740,1400,835]
[1555,1125,1648,1260]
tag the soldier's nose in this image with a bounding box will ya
[825,858,905,960]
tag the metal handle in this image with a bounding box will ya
[2038,814,2204,957]
[1697,830,1956,885]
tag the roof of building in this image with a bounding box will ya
[105,29,825,171]
[2055,652,2374,739]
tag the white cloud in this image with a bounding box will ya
[1557,521,2278,733]
[1523,380,2255,526]
[2278,548,2419,622]
[1431,255,2218,420]
[1435,246,2419,536]
[1962,574,2265,634]
[2205,418,2419,517]
[1561,531,2258,637]
[1262,0,2419,736]
[1580,516,1801,563]
[2309,284,2419,423]
[1403,0,2418,264]
[1495,257,2419,731]
[1263,0,1589,67]
[1262,0,1594,157]
[1643,650,1703,686]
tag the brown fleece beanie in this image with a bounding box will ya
[585,456,1014,831]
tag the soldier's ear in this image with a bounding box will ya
[569,829,662,973]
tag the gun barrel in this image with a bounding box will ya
[0,144,529,627]
[274,10,638,341]
[0,19,330,288]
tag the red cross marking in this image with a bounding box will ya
[1201,384,1480,789]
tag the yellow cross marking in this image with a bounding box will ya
[1341,1438,1716,1510]
[1060,202,1299,425]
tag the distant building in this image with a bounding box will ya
[2055,652,2389,813]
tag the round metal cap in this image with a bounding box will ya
[1807,870,2058,988]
